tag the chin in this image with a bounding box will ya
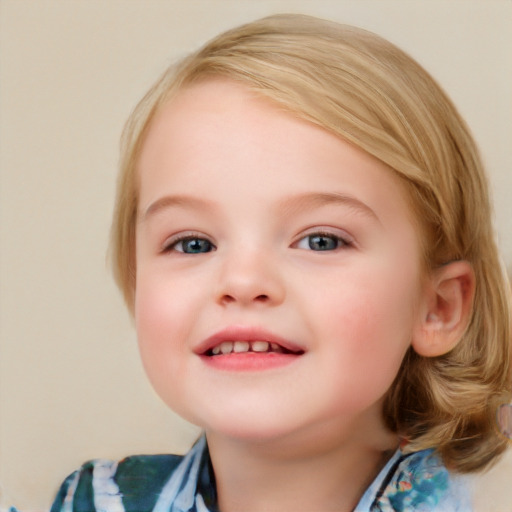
[194,408,304,444]
[205,418,292,442]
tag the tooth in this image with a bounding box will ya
[219,341,233,354]
[233,341,250,353]
[270,342,282,353]
[252,341,269,352]
[211,346,221,355]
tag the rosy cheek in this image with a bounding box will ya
[135,284,180,384]
[135,273,198,354]
[321,269,415,347]
[135,279,173,349]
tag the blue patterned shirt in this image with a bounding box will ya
[49,436,472,511]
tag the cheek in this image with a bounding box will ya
[135,267,201,337]
[133,272,204,418]
[136,279,172,346]
[322,283,416,411]
[134,272,192,377]
[307,261,420,376]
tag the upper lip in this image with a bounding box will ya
[194,326,305,355]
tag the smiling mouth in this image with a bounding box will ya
[206,340,304,356]
[197,326,306,360]
[198,327,305,371]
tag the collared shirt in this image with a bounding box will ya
[49,436,472,511]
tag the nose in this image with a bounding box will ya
[215,247,285,307]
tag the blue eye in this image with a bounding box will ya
[296,233,349,251]
[169,237,214,254]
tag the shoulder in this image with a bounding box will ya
[371,448,473,511]
[50,454,185,512]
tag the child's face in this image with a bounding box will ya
[134,79,426,444]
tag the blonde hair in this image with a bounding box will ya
[111,14,511,472]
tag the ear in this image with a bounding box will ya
[412,261,475,357]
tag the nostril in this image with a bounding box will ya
[219,293,270,306]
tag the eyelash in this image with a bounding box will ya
[162,234,216,254]
[161,230,353,255]
[294,231,353,252]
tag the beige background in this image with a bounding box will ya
[1,1,511,510]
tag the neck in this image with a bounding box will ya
[206,419,398,512]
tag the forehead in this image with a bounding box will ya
[137,79,415,228]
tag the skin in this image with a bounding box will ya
[134,79,439,511]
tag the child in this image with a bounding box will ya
[50,14,511,512]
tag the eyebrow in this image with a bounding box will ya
[140,191,379,224]
[140,195,216,222]
[278,192,380,223]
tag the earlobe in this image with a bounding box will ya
[412,261,475,357]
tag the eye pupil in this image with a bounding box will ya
[183,238,212,254]
[308,235,338,251]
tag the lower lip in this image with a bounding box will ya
[200,352,300,371]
